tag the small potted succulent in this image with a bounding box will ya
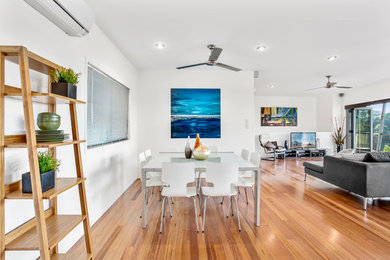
[22,151,61,193]
[50,67,80,99]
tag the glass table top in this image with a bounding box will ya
[142,152,259,171]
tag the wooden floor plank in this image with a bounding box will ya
[68,158,390,259]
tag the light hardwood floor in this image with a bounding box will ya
[69,158,390,259]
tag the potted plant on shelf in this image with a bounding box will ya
[50,67,80,99]
[332,117,346,153]
[22,151,61,193]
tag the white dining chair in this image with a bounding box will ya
[139,152,167,218]
[235,152,260,204]
[159,162,199,233]
[240,148,250,161]
[145,149,152,159]
[144,149,162,184]
[201,162,241,232]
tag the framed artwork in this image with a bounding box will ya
[171,88,221,138]
[261,107,297,126]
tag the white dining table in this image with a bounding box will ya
[141,152,261,227]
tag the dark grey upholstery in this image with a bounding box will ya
[363,152,390,162]
[303,155,390,210]
[303,161,323,173]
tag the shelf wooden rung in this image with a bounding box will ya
[27,50,62,71]
[4,84,86,104]
[5,215,85,251]
[5,178,86,200]
[42,252,93,260]
[4,139,86,148]
[2,46,62,74]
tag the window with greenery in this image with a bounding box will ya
[347,101,390,152]
[87,65,129,148]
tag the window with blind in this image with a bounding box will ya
[87,65,129,148]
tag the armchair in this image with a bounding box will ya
[259,135,286,160]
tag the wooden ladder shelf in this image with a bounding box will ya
[0,46,93,259]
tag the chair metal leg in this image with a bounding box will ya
[168,197,173,217]
[147,187,150,204]
[202,197,208,232]
[198,189,202,216]
[226,196,231,217]
[231,196,234,216]
[192,197,199,233]
[171,197,175,204]
[220,197,224,205]
[234,196,241,231]
[364,197,368,211]
[244,187,248,205]
[160,197,166,234]
[304,173,307,181]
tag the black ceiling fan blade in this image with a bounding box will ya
[334,86,353,89]
[176,62,208,69]
[208,48,223,62]
[215,62,241,71]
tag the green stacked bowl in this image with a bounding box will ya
[37,112,61,130]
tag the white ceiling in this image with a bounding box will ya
[86,0,390,96]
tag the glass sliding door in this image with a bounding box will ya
[354,108,373,153]
[347,100,390,152]
[371,104,384,151]
[379,103,390,151]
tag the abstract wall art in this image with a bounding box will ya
[261,107,297,126]
[171,88,221,138]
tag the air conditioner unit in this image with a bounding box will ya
[24,0,94,37]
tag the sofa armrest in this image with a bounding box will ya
[323,156,368,196]
[366,163,390,197]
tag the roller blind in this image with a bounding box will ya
[87,65,129,148]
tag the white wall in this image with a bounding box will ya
[137,70,255,156]
[1,1,138,259]
[316,93,343,132]
[255,96,317,134]
[254,96,334,154]
[342,82,390,107]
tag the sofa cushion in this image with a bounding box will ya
[341,153,366,161]
[264,141,276,150]
[363,152,390,162]
[303,161,324,173]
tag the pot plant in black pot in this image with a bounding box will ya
[22,151,61,193]
[50,67,80,99]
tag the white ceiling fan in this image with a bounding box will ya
[305,75,353,91]
[176,44,241,72]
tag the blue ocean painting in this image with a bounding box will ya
[171,88,221,138]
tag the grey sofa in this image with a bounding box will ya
[303,155,390,210]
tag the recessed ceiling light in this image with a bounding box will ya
[328,55,338,61]
[256,45,267,52]
[154,42,166,49]
[270,84,275,88]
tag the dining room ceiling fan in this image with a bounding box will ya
[305,75,353,91]
[176,44,241,72]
